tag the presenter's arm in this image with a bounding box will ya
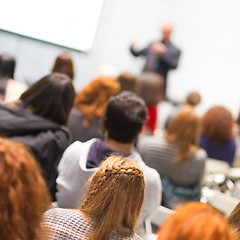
[130,41,148,57]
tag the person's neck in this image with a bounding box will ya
[103,137,134,156]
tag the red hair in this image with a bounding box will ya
[157,202,236,240]
[0,138,50,240]
[74,76,120,127]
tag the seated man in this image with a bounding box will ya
[56,91,162,225]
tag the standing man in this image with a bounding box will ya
[130,23,181,97]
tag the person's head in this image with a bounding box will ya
[227,202,240,238]
[157,202,236,240]
[79,155,145,240]
[74,76,120,127]
[0,54,15,79]
[105,91,147,143]
[202,106,233,142]
[139,72,164,105]
[20,73,75,125]
[161,23,173,42]
[52,52,74,80]
[0,138,50,240]
[184,91,201,107]
[166,106,200,163]
[117,72,139,94]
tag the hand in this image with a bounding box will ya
[130,41,136,48]
[151,42,166,54]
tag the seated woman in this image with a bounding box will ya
[0,73,75,199]
[0,138,50,240]
[137,106,207,208]
[199,105,236,166]
[41,155,144,240]
[68,76,120,142]
[157,202,236,240]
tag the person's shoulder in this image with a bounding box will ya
[195,148,207,161]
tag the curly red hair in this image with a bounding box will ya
[0,138,50,240]
[202,106,233,142]
[157,202,236,240]
[74,76,120,127]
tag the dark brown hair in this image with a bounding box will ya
[20,73,75,125]
[117,72,139,94]
[202,106,233,142]
[52,52,74,80]
[0,138,50,240]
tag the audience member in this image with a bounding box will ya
[184,91,201,107]
[56,91,161,226]
[139,72,164,134]
[163,90,202,130]
[0,73,75,199]
[0,54,26,102]
[227,202,240,239]
[68,76,120,142]
[138,106,206,208]
[0,138,50,240]
[52,52,75,80]
[41,155,144,240]
[117,71,139,94]
[199,105,236,166]
[157,202,236,240]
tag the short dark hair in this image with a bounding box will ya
[105,91,147,143]
[20,73,75,125]
[0,54,15,79]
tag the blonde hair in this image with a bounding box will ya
[166,106,200,163]
[74,76,120,127]
[79,155,145,240]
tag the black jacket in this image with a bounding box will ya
[0,104,70,200]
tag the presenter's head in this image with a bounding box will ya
[161,23,172,42]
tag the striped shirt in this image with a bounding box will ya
[40,208,142,240]
[137,135,207,187]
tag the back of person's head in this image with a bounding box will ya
[117,72,139,94]
[227,202,240,238]
[157,202,236,240]
[184,91,201,107]
[202,105,233,142]
[20,72,75,125]
[105,91,147,143]
[79,155,145,240]
[0,54,16,100]
[74,76,120,127]
[0,54,15,79]
[52,52,74,80]
[166,105,200,163]
[139,72,164,105]
[0,138,50,240]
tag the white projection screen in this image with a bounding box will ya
[0,0,104,52]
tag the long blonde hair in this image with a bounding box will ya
[79,155,145,240]
[166,106,200,163]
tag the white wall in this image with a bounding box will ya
[0,0,239,116]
